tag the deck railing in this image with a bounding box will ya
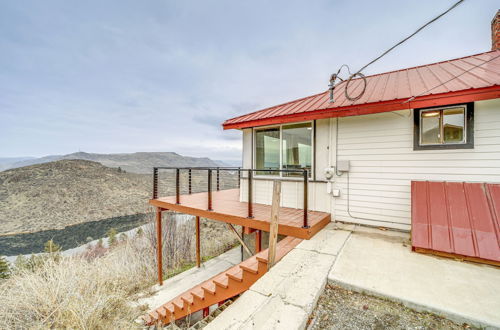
[152,167,310,228]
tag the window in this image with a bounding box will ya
[254,122,313,177]
[282,123,312,177]
[255,127,280,175]
[414,103,474,150]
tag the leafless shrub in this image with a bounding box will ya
[144,211,195,274]
[0,210,239,329]
[80,241,109,261]
[0,236,155,329]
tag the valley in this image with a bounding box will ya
[0,154,238,256]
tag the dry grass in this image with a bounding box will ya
[0,239,153,329]
[0,214,237,329]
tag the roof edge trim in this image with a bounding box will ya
[223,85,500,130]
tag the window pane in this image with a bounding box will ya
[420,110,441,145]
[282,123,312,177]
[443,107,465,144]
[255,127,280,175]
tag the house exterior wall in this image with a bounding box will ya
[240,98,500,231]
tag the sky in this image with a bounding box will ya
[0,0,498,161]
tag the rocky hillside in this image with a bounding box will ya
[0,159,150,235]
[2,152,226,174]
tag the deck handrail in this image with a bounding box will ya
[152,167,309,228]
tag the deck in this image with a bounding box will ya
[149,188,331,239]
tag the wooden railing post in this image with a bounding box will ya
[195,216,201,268]
[188,169,192,194]
[207,169,213,211]
[303,169,309,228]
[268,180,281,270]
[247,170,253,218]
[255,230,262,253]
[216,167,220,191]
[175,168,180,204]
[153,167,158,199]
[156,207,163,285]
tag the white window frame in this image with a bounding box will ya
[252,121,314,179]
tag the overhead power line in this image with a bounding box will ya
[330,0,466,103]
[356,0,465,74]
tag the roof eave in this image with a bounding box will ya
[222,85,500,130]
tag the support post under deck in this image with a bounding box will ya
[255,230,262,253]
[196,216,201,268]
[156,207,163,286]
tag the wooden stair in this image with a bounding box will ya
[143,236,302,326]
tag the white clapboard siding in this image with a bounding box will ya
[239,179,330,213]
[239,99,500,231]
[332,99,500,230]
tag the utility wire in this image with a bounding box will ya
[356,0,465,74]
[403,52,500,104]
[330,0,466,102]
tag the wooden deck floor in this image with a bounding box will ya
[149,189,331,240]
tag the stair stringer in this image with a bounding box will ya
[143,236,302,326]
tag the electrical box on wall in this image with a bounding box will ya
[324,167,335,180]
[337,160,350,172]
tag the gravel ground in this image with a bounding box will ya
[308,284,476,330]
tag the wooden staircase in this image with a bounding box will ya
[143,236,302,326]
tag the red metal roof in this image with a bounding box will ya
[411,181,500,266]
[224,50,500,129]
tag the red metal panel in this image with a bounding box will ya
[445,182,476,257]
[485,184,500,242]
[412,181,500,265]
[428,181,453,253]
[223,50,500,129]
[464,183,500,262]
[411,181,430,249]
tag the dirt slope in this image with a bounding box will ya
[0,159,150,234]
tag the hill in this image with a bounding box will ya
[3,152,225,174]
[0,159,150,235]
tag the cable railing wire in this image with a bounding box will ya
[152,167,310,228]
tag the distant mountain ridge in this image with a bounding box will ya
[0,157,36,171]
[2,152,228,174]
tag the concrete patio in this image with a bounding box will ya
[329,226,500,329]
[136,223,500,329]
[207,223,500,329]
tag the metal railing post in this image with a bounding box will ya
[216,167,220,191]
[176,168,180,204]
[303,169,309,228]
[247,170,253,218]
[238,167,241,188]
[207,169,213,211]
[153,167,158,199]
[188,169,192,194]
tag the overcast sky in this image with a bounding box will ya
[0,1,498,161]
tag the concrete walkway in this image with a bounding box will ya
[205,223,352,330]
[136,224,500,329]
[206,224,500,329]
[329,226,500,329]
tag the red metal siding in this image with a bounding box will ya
[224,50,500,129]
[411,181,500,266]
